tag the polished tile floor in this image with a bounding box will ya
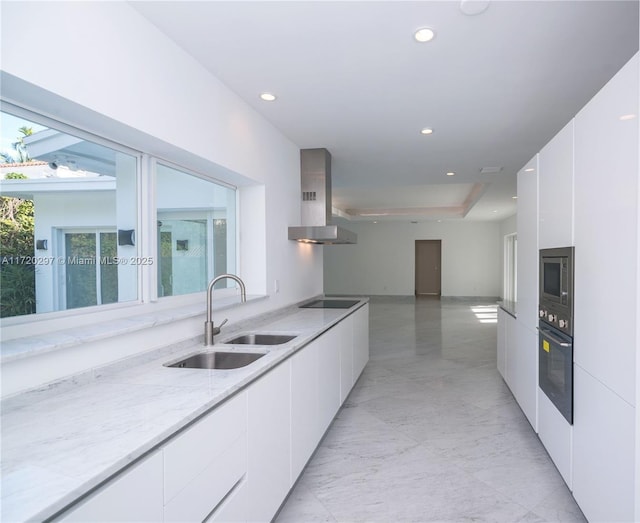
[276,296,586,523]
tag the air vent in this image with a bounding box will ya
[302,191,317,201]
[480,166,503,175]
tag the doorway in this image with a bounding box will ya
[415,240,441,296]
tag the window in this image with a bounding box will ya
[0,106,237,320]
[60,230,118,309]
[0,109,138,317]
[503,233,517,303]
[156,163,236,297]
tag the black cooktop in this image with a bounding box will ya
[300,299,360,309]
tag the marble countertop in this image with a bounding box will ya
[498,300,517,318]
[0,298,368,522]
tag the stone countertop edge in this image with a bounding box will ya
[0,296,369,522]
[498,300,517,318]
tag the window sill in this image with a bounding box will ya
[0,294,268,364]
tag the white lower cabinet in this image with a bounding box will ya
[246,362,292,522]
[57,451,164,522]
[513,321,536,430]
[572,364,635,522]
[291,326,342,480]
[56,305,370,523]
[338,315,354,404]
[163,392,248,522]
[291,337,321,479]
[352,304,369,383]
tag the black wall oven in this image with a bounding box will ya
[539,246,575,424]
[539,324,573,424]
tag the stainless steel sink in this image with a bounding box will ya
[223,333,297,345]
[165,351,265,370]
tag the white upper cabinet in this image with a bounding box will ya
[573,53,639,404]
[516,155,539,332]
[538,120,574,249]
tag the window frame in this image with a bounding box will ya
[503,232,517,303]
[0,102,240,332]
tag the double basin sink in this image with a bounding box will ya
[166,298,360,370]
[165,333,297,370]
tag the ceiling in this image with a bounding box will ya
[130,0,639,222]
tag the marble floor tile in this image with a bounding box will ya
[276,297,586,523]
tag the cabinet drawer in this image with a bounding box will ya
[164,435,247,522]
[163,392,247,504]
[57,451,163,522]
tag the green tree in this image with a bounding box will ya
[1,172,36,317]
[1,126,33,163]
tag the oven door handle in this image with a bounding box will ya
[537,327,571,347]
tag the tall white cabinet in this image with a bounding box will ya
[537,120,575,487]
[504,52,639,522]
[571,53,638,522]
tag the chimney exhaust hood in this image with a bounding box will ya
[288,148,357,245]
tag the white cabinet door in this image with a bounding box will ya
[572,365,635,522]
[512,321,536,431]
[538,120,574,249]
[291,323,345,479]
[571,53,638,522]
[516,155,539,333]
[246,361,291,522]
[290,338,320,479]
[352,304,369,383]
[338,315,354,404]
[317,326,341,431]
[163,392,247,522]
[57,451,164,522]
[573,53,638,405]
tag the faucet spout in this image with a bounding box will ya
[204,274,247,346]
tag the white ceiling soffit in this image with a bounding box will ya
[130,0,639,221]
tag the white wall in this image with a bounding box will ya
[0,1,323,394]
[324,220,501,297]
[0,0,322,310]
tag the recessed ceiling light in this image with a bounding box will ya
[512,196,518,199]
[260,92,277,102]
[492,210,498,213]
[446,172,455,176]
[620,114,637,121]
[420,127,434,135]
[524,168,535,172]
[414,28,435,43]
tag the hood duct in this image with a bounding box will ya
[288,148,357,245]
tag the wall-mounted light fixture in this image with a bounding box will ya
[36,239,48,250]
[176,240,189,251]
[118,229,135,246]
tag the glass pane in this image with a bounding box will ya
[0,110,138,317]
[158,219,207,295]
[99,232,118,305]
[65,233,97,309]
[156,163,236,297]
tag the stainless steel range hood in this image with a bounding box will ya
[288,148,357,245]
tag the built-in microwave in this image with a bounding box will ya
[539,247,574,336]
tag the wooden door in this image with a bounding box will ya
[415,240,441,295]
